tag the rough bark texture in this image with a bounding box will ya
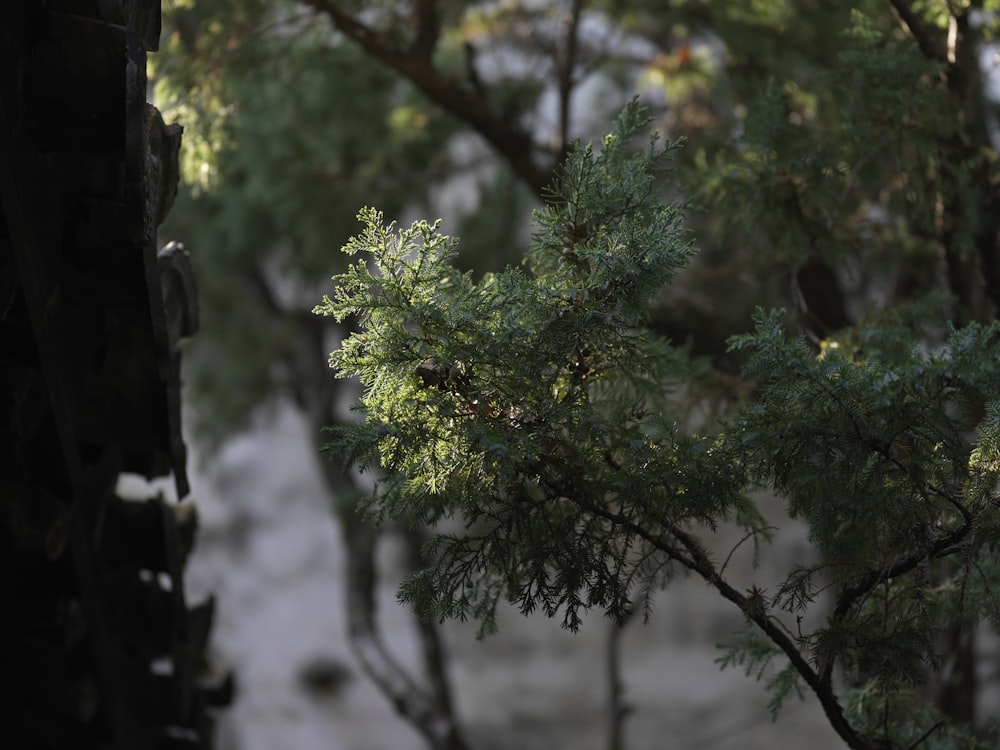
[0,1,227,747]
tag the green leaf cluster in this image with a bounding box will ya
[316,102,752,635]
[732,304,1000,695]
[155,0,464,440]
[733,306,1000,569]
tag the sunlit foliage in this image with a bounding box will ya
[319,103,1000,748]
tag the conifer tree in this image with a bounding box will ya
[317,100,1000,750]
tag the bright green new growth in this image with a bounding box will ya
[317,102,1000,748]
[316,102,755,635]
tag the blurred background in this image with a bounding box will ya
[149,1,1000,748]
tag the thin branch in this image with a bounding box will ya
[819,518,973,697]
[339,517,471,750]
[556,0,586,160]
[905,720,945,749]
[302,0,557,197]
[831,518,972,622]
[572,497,878,750]
[719,526,776,578]
[806,359,971,525]
[887,0,948,63]
[665,525,879,750]
[606,601,636,750]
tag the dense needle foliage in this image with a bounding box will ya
[317,104,751,632]
[317,103,1000,749]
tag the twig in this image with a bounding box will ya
[339,516,471,750]
[905,720,944,749]
[301,0,557,196]
[606,600,637,750]
[572,496,878,750]
[556,0,586,160]
[719,526,776,578]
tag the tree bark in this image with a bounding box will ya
[304,320,470,750]
[302,0,557,197]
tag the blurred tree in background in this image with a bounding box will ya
[155,1,1000,748]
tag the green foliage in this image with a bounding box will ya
[158,1,1000,746]
[156,1,465,439]
[715,628,803,720]
[697,7,947,265]
[685,3,999,337]
[731,304,1000,703]
[317,103,752,634]
[723,308,1000,747]
[733,305,1000,568]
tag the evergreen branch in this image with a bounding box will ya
[556,0,586,162]
[830,518,973,626]
[666,527,882,750]
[820,518,974,697]
[905,720,944,749]
[317,100,1000,748]
[804,356,969,521]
